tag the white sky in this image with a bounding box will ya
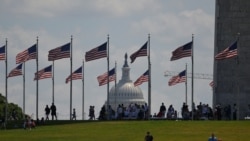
[0,0,215,119]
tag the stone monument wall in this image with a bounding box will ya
[214,0,250,119]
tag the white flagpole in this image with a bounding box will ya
[5,38,8,123]
[148,34,151,119]
[107,34,110,120]
[52,61,55,104]
[185,63,187,104]
[236,33,240,120]
[191,34,194,120]
[23,62,25,118]
[82,60,84,120]
[70,36,73,120]
[36,37,39,119]
[114,61,117,109]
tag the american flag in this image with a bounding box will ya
[168,70,186,86]
[48,43,70,61]
[215,41,237,60]
[66,66,82,84]
[34,65,52,80]
[134,70,149,86]
[16,44,37,64]
[0,45,5,60]
[8,63,23,78]
[97,68,116,86]
[209,81,214,87]
[85,42,107,62]
[170,41,192,61]
[130,41,147,63]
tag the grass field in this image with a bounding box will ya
[1,120,250,141]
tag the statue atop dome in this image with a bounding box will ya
[123,53,129,68]
[121,53,131,83]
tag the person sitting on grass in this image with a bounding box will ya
[208,133,217,141]
[23,116,36,130]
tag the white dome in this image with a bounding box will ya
[109,81,145,109]
[107,53,146,109]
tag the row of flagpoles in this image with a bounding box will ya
[168,35,194,119]
[166,35,238,120]
[0,33,237,121]
[167,40,237,88]
[0,35,152,121]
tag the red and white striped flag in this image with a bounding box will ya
[130,41,147,63]
[0,45,5,60]
[209,81,214,87]
[170,41,192,61]
[16,44,37,64]
[97,68,116,86]
[34,65,52,80]
[85,42,107,62]
[168,70,186,86]
[66,66,83,83]
[134,70,149,86]
[8,64,23,78]
[215,41,237,60]
[48,43,70,61]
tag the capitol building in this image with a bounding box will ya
[107,54,146,110]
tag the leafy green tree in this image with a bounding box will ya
[0,93,23,120]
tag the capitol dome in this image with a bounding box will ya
[108,53,146,109]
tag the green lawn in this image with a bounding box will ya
[1,120,250,141]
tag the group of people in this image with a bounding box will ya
[44,103,57,120]
[45,101,248,121]
[117,103,148,120]
[96,101,237,121]
[154,103,177,119]
[23,115,36,130]
[185,102,240,120]
[182,102,234,120]
[98,103,149,120]
[152,101,244,121]
[22,103,57,129]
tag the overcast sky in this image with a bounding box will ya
[0,0,215,119]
